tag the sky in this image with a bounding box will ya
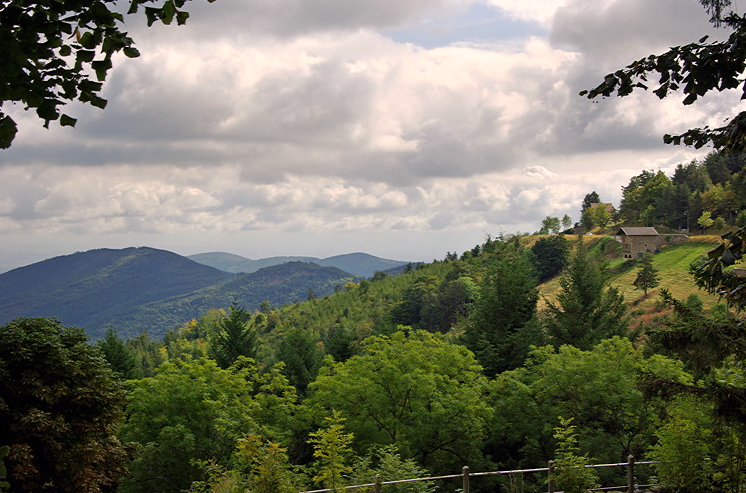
[0,0,742,272]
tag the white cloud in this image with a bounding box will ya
[0,0,736,269]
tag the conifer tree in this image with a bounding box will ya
[210,302,258,368]
[633,254,661,295]
[544,238,628,349]
[461,246,543,375]
[96,327,144,379]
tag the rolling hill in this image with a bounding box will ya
[0,247,358,339]
[188,251,409,277]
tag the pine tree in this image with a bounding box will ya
[96,327,144,379]
[461,247,543,375]
[210,302,258,368]
[633,254,661,295]
[544,238,628,350]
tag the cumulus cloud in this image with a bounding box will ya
[0,0,735,269]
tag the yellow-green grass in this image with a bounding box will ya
[538,240,724,314]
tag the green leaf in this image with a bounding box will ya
[161,0,176,25]
[92,59,113,81]
[0,116,18,149]
[176,11,190,25]
[77,50,95,63]
[80,32,97,49]
[59,45,71,57]
[60,114,77,127]
[37,102,60,122]
[123,47,140,58]
[90,95,108,109]
[144,7,159,26]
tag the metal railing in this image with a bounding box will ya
[301,455,657,493]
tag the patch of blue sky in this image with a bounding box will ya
[381,3,547,49]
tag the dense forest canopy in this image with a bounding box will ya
[3,213,746,493]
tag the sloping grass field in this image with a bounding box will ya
[538,237,726,317]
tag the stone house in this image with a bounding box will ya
[616,227,667,259]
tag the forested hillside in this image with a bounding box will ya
[0,248,359,339]
[0,247,231,334]
[4,227,746,493]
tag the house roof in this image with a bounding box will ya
[616,227,659,236]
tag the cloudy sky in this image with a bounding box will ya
[0,0,741,272]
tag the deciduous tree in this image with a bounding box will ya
[0,317,127,493]
[308,330,492,473]
[119,358,297,493]
[0,0,216,148]
[581,0,746,152]
[490,338,692,480]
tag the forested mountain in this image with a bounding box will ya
[189,251,409,277]
[104,262,358,339]
[0,247,230,332]
[0,248,357,339]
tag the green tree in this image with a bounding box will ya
[691,226,746,310]
[539,216,561,235]
[489,338,692,480]
[275,326,324,395]
[189,434,303,493]
[561,214,573,231]
[390,276,439,328]
[0,317,127,493]
[580,206,596,230]
[581,191,600,214]
[632,254,661,295]
[591,204,612,229]
[349,445,436,493]
[125,329,166,377]
[119,358,297,493]
[736,209,746,227]
[531,235,570,282]
[648,398,714,493]
[308,330,492,473]
[210,302,258,368]
[461,249,543,375]
[96,327,144,379]
[544,239,628,350]
[698,210,715,230]
[0,0,216,148]
[549,417,599,493]
[308,411,355,493]
[581,1,746,152]
[235,435,302,493]
[423,275,477,333]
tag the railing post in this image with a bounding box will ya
[547,460,555,493]
[627,455,635,493]
[374,473,382,493]
[462,466,470,493]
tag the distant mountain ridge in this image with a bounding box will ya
[0,247,359,339]
[188,251,409,278]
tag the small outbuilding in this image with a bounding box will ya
[616,227,666,259]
